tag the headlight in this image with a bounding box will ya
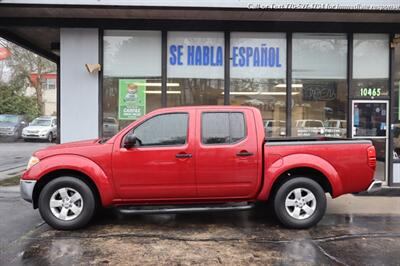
[40,130,48,134]
[27,156,40,170]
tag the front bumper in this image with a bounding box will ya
[22,133,48,139]
[0,131,17,137]
[20,180,37,203]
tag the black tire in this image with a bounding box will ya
[38,176,96,230]
[48,132,53,143]
[273,177,326,229]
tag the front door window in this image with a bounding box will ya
[133,113,188,146]
[352,101,388,182]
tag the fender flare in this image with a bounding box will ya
[257,153,344,200]
[28,154,115,206]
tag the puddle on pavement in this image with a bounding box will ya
[7,210,400,265]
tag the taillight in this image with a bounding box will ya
[367,146,376,170]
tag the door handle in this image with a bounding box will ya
[176,153,192,158]
[236,151,254,157]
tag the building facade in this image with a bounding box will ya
[27,73,57,116]
[0,1,400,186]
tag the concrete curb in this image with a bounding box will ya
[0,185,19,193]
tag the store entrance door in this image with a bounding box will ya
[352,100,389,182]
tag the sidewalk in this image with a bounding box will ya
[327,194,400,215]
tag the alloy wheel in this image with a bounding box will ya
[284,187,316,220]
[49,187,83,221]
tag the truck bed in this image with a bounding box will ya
[265,136,371,144]
[263,137,375,197]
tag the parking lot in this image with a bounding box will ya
[1,142,400,265]
[0,141,53,172]
[1,194,400,266]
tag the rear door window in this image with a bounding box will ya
[202,112,246,145]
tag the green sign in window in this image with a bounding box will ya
[118,79,146,120]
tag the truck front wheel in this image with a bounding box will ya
[38,176,96,230]
[273,177,326,229]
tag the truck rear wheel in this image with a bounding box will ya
[273,177,326,229]
[38,176,96,230]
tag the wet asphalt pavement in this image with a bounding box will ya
[0,141,53,172]
[1,188,400,266]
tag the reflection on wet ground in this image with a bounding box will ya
[2,208,400,265]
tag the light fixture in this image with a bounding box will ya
[391,36,400,48]
[275,83,303,88]
[146,90,181,94]
[50,42,60,56]
[131,82,180,87]
[222,92,300,96]
[85,63,102,74]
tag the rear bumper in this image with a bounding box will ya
[20,180,37,203]
[367,180,383,193]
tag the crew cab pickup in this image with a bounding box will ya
[20,106,379,230]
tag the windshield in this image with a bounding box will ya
[325,121,337,127]
[305,121,323,127]
[31,119,51,126]
[0,114,18,123]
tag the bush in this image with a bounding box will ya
[0,83,41,122]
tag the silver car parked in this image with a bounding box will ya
[22,116,57,142]
[0,114,28,141]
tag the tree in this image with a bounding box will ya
[0,77,41,121]
[0,38,56,114]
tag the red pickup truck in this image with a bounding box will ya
[20,106,380,230]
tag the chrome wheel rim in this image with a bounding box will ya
[285,188,316,220]
[49,187,83,221]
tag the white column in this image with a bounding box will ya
[60,28,99,143]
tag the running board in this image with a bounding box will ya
[117,203,255,215]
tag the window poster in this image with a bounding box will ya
[118,79,146,120]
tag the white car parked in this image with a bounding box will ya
[22,116,57,142]
[324,120,347,138]
[295,119,325,137]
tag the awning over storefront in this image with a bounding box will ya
[0,2,400,62]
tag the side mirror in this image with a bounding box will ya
[124,134,137,148]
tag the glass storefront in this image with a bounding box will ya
[101,30,398,185]
[230,32,287,137]
[352,34,390,98]
[292,33,348,138]
[393,34,400,185]
[167,32,225,106]
[351,34,390,182]
[103,30,162,138]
